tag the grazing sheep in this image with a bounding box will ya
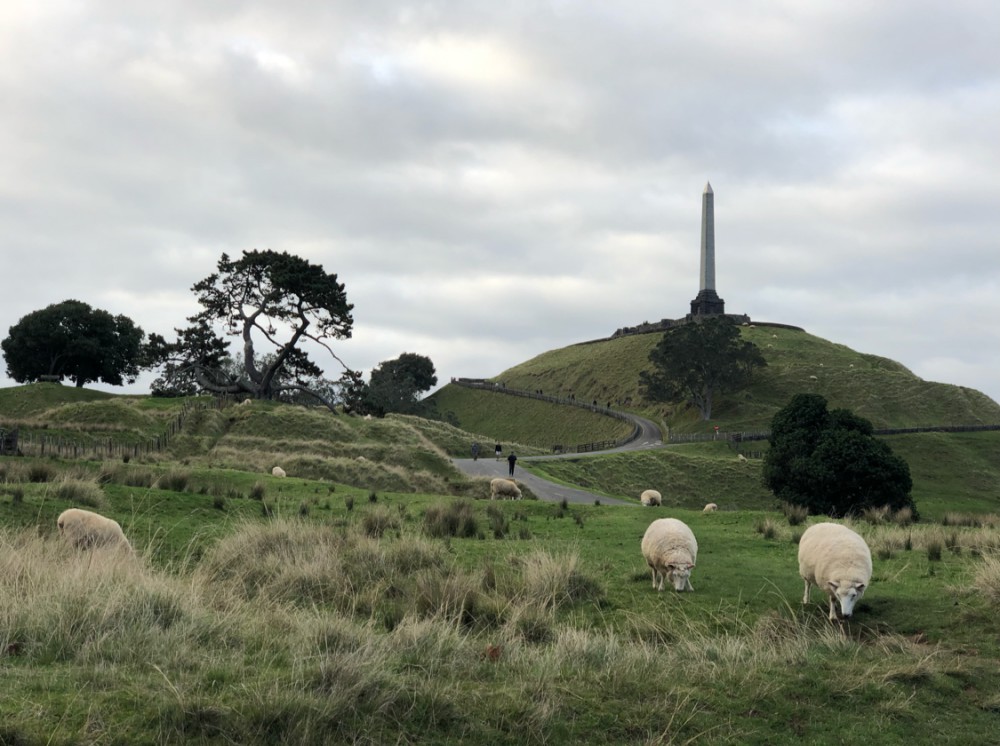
[490,477,522,500]
[737,454,747,462]
[640,489,662,507]
[271,466,287,478]
[57,508,132,552]
[641,518,698,592]
[798,522,872,621]
[240,398,252,406]
[703,503,718,513]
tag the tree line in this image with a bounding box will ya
[1,250,436,418]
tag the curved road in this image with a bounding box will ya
[452,411,663,506]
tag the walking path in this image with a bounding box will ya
[451,411,664,506]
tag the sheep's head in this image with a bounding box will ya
[667,563,695,591]
[827,580,867,618]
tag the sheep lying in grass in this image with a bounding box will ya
[57,508,132,552]
[272,466,287,478]
[640,489,662,507]
[703,503,718,513]
[641,518,698,592]
[798,522,872,621]
[490,477,522,500]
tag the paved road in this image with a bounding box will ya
[452,411,664,506]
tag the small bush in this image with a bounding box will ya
[10,487,24,505]
[368,491,378,504]
[212,495,226,511]
[486,505,508,539]
[250,482,266,501]
[345,495,355,512]
[298,501,310,517]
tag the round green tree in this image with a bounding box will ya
[762,393,915,518]
[2,300,145,388]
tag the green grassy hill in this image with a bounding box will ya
[431,326,1000,437]
[6,374,1000,741]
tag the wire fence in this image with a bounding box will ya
[0,397,230,460]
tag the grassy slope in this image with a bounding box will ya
[5,384,1000,741]
[429,385,634,450]
[437,326,1000,436]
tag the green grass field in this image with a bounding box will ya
[4,381,1000,743]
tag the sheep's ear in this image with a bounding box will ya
[855,583,866,592]
[827,581,839,591]
[688,564,695,569]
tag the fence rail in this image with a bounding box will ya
[0,396,228,461]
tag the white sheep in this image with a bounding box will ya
[737,454,747,462]
[641,518,698,592]
[490,477,522,500]
[240,398,252,406]
[271,466,287,478]
[798,522,872,621]
[702,503,718,513]
[57,508,132,552]
[640,489,662,507]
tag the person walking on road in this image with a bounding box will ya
[471,442,480,460]
[507,452,517,476]
[495,443,502,461]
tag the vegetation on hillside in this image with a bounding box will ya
[441,326,1000,434]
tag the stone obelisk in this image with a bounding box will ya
[689,181,725,317]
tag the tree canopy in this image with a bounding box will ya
[638,317,766,420]
[762,393,916,518]
[1,300,145,388]
[365,353,438,416]
[148,250,353,409]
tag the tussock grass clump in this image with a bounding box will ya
[28,463,56,483]
[423,500,478,538]
[755,517,780,540]
[250,482,266,500]
[51,477,106,509]
[361,506,400,538]
[516,550,604,611]
[970,554,1000,607]
[781,502,808,526]
[156,471,190,493]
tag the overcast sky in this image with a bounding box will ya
[2,1,999,407]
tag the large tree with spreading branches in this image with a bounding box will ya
[148,250,353,410]
[639,316,766,420]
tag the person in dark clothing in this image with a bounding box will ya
[471,442,480,460]
[495,443,502,461]
[507,452,517,476]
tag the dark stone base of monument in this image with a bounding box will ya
[689,289,726,317]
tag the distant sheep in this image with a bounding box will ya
[57,509,132,552]
[703,503,718,513]
[737,454,747,462]
[640,489,662,507]
[641,518,698,592]
[271,466,287,478]
[240,398,252,406]
[798,522,872,620]
[490,477,522,500]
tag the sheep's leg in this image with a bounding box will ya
[802,579,811,605]
[827,597,837,621]
[685,577,694,592]
[650,568,658,590]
